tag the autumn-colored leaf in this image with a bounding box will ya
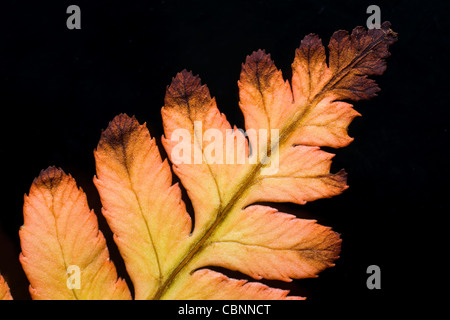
[19,167,131,300]
[0,273,12,300]
[155,22,395,299]
[13,22,396,300]
[161,71,251,236]
[94,115,192,300]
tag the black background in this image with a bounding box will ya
[0,0,448,308]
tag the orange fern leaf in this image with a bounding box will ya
[94,115,192,300]
[19,167,131,300]
[156,22,395,299]
[16,22,396,300]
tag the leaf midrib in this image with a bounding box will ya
[46,178,80,300]
[151,28,390,299]
[120,135,163,289]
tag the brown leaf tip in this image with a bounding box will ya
[241,49,280,91]
[165,70,213,113]
[166,70,203,100]
[298,33,323,51]
[334,168,348,183]
[245,49,269,64]
[33,166,67,191]
[99,113,142,149]
[335,169,349,189]
[243,49,276,73]
[379,21,398,39]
